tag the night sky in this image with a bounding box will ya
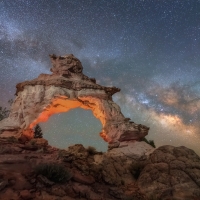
[1,0,200,153]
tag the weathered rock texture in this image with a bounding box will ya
[138,145,200,200]
[1,138,199,200]
[0,138,149,200]
[0,54,149,144]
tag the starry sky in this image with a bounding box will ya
[1,0,200,153]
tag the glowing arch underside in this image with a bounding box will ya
[0,54,149,144]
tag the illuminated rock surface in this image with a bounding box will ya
[0,54,149,145]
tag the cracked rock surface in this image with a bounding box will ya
[0,136,200,199]
[138,145,200,200]
[0,138,148,200]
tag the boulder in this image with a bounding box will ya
[72,170,95,185]
[138,145,200,199]
[101,141,154,186]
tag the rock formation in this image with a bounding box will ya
[0,138,200,200]
[138,145,200,199]
[0,138,148,200]
[0,54,149,145]
[1,54,200,200]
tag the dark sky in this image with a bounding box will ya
[1,0,200,153]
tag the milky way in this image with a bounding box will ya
[0,0,200,153]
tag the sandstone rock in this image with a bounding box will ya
[0,188,19,200]
[37,190,76,200]
[72,182,101,200]
[72,170,95,185]
[29,138,48,146]
[20,143,39,151]
[20,189,34,200]
[0,154,26,164]
[66,144,89,159]
[50,185,66,197]
[73,159,90,174]
[108,140,154,159]
[19,138,48,151]
[72,182,91,197]
[0,54,149,147]
[87,190,103,200]
[11,146,22,153]
[37,175,54,186]
[0,139,147,200]
[49,54,83,75]
[101,141,154,186]
[108,141,120,150]
[0,179,8,191]
[109,187,124,199]
[63,184,77,198]
[11,173,33,190]
[0,127,21,138]
[1,134,200,200]
[64,142,153,187]
[138,145,200,200]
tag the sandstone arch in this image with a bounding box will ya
[0,54,149,145]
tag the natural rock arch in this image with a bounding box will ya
[0,54,149,145]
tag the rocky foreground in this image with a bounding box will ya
[0,138,200,200]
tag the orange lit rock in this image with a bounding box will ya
[0,54,149,145]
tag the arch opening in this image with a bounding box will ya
[0,54,149,145]
[39,108,107,152]
[28,95,112,142]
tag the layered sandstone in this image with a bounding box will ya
[0,54,149,145]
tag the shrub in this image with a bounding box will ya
[35,163,71,183]
[148,140,156,148]
[142,137,156,148]
[87,146,97,155]
[0,106,10,121]
[34,124,43,138]
[0,99,13,121]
